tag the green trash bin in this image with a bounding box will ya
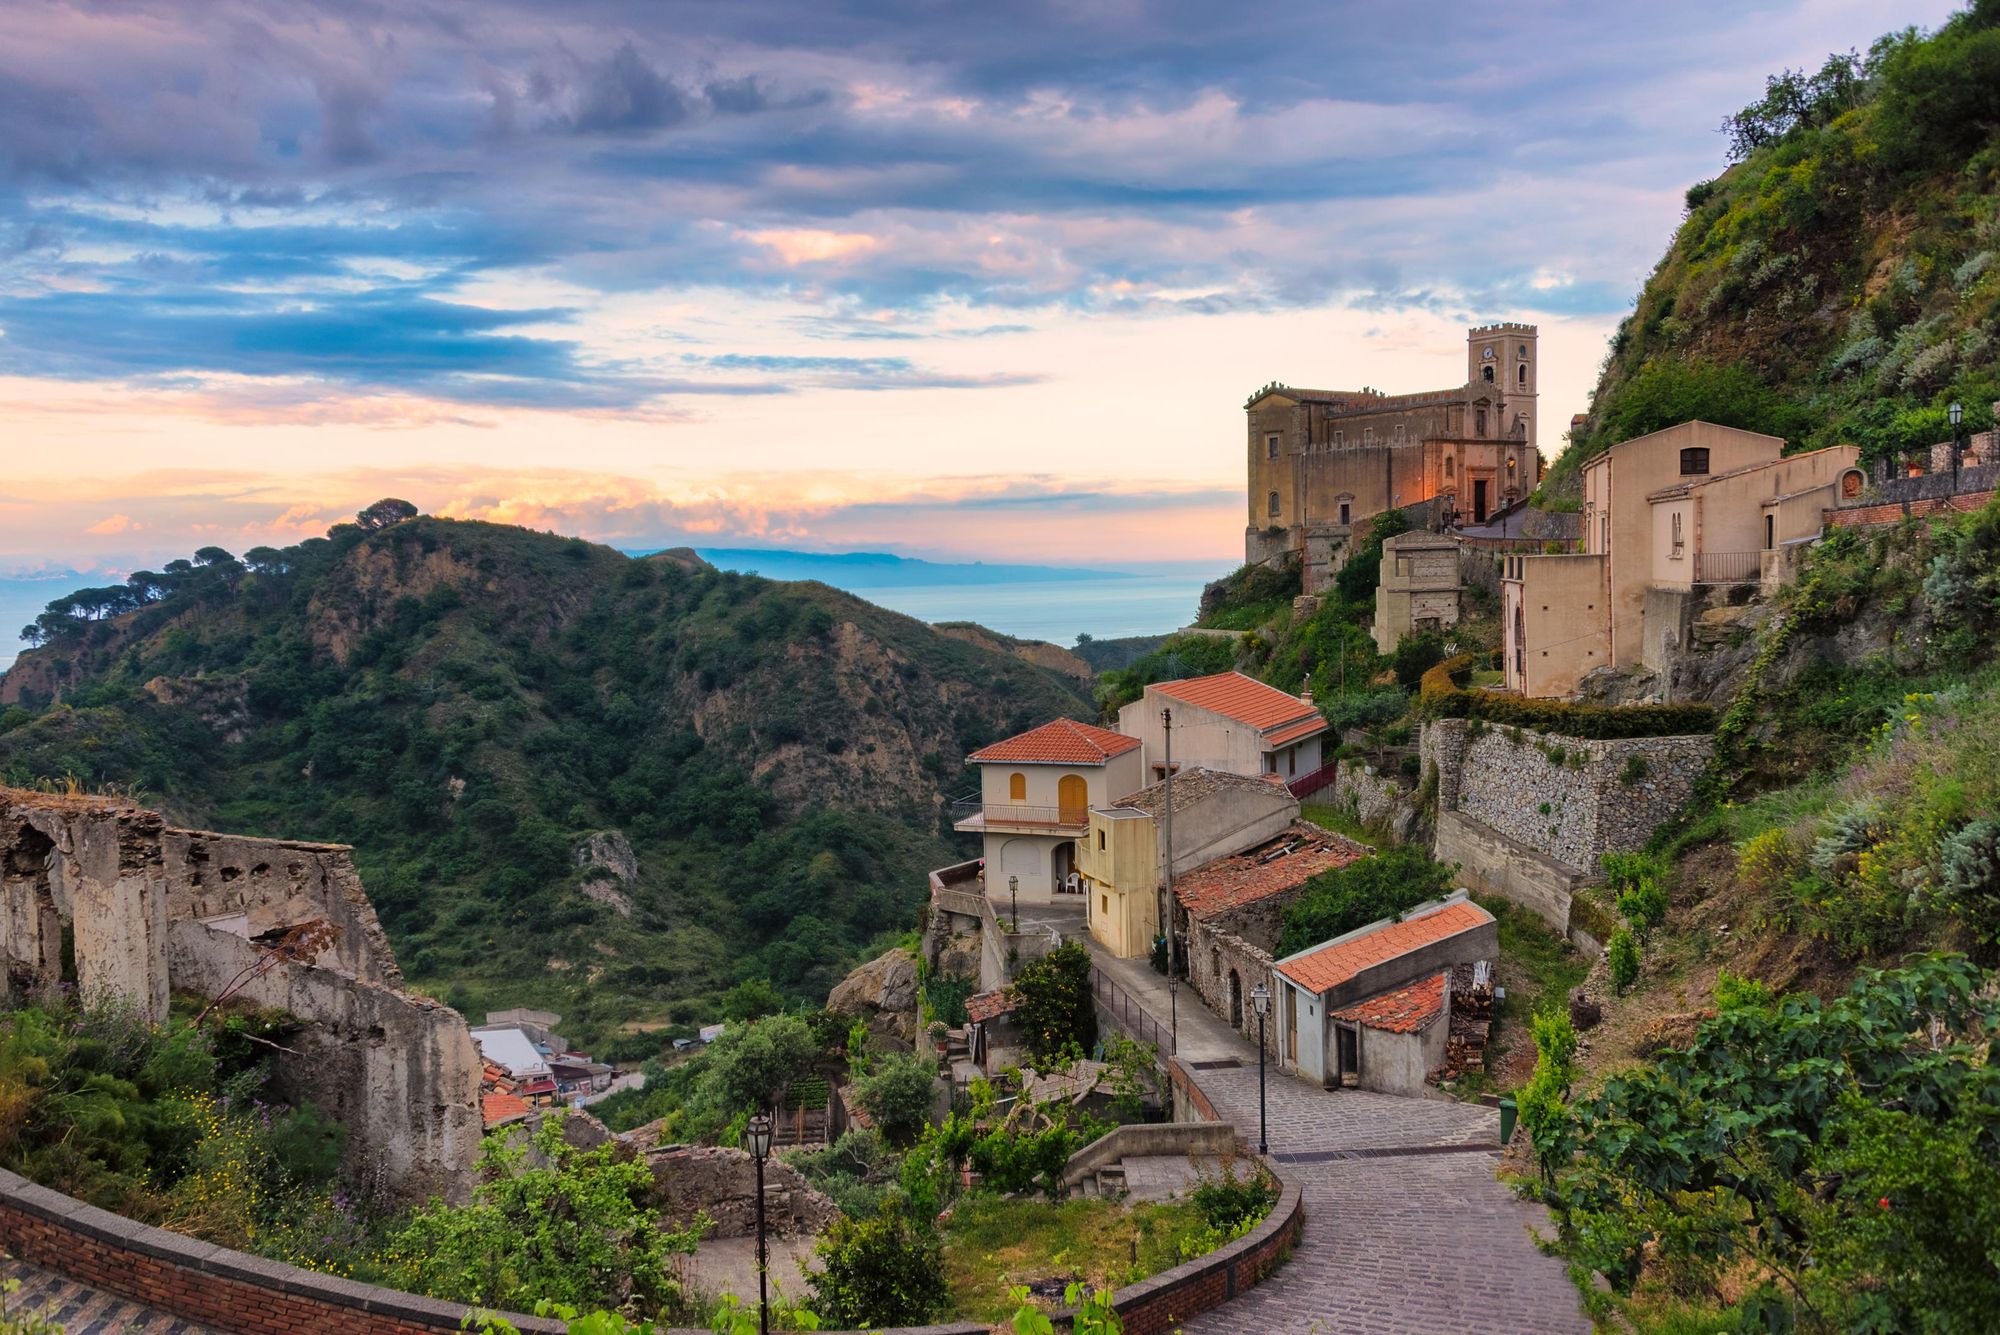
[1499,1097,1517,1145]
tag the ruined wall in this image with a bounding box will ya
[0,790,481,1200]
[1186,918,1279,1057]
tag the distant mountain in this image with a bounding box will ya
[0,517,1092,1046]
[687,547,1131,587]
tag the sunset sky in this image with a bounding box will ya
[0,0,1956,576]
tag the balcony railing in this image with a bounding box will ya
[950,798,1089,832]
[1693,550,1762,585]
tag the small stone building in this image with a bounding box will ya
[1371,531,1463,654]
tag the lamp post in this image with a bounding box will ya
[1161,707,1177,1056]
[1250,982,1270,1156]
[1950,400,1966,490]
[1008,875,1019,932]
[747,1110,774,1335]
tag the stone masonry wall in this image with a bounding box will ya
[1427,720,1712,873]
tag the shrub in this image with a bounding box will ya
[1736,827,1798,897]
[1712,968,1773,1012]
[1276,847,1455,957]
[1418,655,1715,738]
[1602,851,1668,931]
[1515,1009,1577,1181]
[1607,929,1641,992]
[852,1051,938,1147]
[1617,755,1649,786]
[807,1198,950,1328]
[1936,817,2000,950]
[1190,1166,1277,1233]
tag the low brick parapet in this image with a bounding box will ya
[1825,489,1995,529]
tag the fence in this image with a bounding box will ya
[1693,550,1761,585]
[1286,762,1339,799]
[1091,966,1174,1055]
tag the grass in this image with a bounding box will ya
[1300,800,1394,848]
[1472,892,1589,1090]
[939,1196,1209,1322]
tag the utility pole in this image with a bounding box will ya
[1162,707,1177,1056]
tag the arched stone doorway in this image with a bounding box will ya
[1228,968,1243,1028]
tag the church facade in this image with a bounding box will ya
[1244,323,1543,588]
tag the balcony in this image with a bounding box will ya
[1693,551,1762,585]
[951,798,1089,835]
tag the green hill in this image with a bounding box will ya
[1547,0,2000,494]
[0,510,1090,1050]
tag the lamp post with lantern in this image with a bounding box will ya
[746,1110,774,1335]
[1249,981,1271,1156]
[1950,400,1966,489]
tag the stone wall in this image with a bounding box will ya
[1186,919,1280,1057]
[0,789,482,1201]
[1433,811,1583,935]
[1427,719,1711,872]
[639,1144,839,1239]
[1316,762,1420,843]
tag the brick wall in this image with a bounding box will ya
[1825,489,1995,530]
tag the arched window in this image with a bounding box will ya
[1444,455,1455,478]
[1267,490,1281,517]
[1482,365,1494,383]
[1518,363,1527,386]
[1008,772,1027,801]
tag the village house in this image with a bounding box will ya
[1371,530,1465,654]
[1245,323,1543,590]
[471,1010,613,1110]
[1274,892,1497,1094]
[1118,671,1327,785]
[1502,421,1860,698]
[1080,768,1301,959]
[955,718,1145,905]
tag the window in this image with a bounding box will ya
[1097,829,1106,850]
[1008,772,1027,801]
[1339,501,1352,525]
[1482,364,1494,383]
[1680,447,1710,475]
[1332,429,1343,447]
[1265,753,1277,774]
[1670,512,1684,558]
[1475,408,1488,436]
[1287,749,1297,776]
[1518,363,1527,386]
[1267,490,1281,518]
[1393,423,1405,442]
[1518,343,1529,357]
[1444,455,1454,478]
[1101,894,1108,916]
[1266,434,1280,460]
[1363,426,1374,445]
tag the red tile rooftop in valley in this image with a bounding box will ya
[1150,671,1326,738]
[1173,824,1366,918]
[1331,973,1447,1033]
[481,1090,530,1126]
[967,718,1142,766]
[1278,898,1494,995]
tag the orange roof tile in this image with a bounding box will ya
[1151,672,1321,735]
[1266,715,1328,747]
[1277,899,1493,995]
[965,988,1017,1023]
[1174,825,1366,918]
[1331,973,1447,1034]
[482,1090,530,1127]
[968,718,1141,766]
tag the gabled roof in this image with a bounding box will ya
[1277,897,1493,996]
[965,988,1017,1024]
[1148,672,1325,742]
[481,1089,530,1127]
[1331,973,1448,1034]
[968,718,1141,766]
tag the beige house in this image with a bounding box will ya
[956,719,1144,905]
[1504,422,1852,699]
[1372,531,1463,654]
[1081,769,1299,959]
[1118,672,1326,785]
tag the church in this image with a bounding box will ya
[1244,323,1543,590]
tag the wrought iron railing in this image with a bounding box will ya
[1693,550,1762,584]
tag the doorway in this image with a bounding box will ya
[1764,514,1775,550]
[1473,478,1489,523]
[1053,841,1079,894]
[1228,969,1243,1028]
[1336,1025,1359,1087]
[1285,988,1298,1063]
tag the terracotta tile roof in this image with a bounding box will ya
[1266,715,1328,747]
[965,989,1018,1023]
[1174,824,1366,918]
[1277,898,1493,995]
[1112,766,1290,818]
[1150,672,1322,736]
[1331,973,1447,1034]
[482,1089,530,1127]
[968,718,1141,766]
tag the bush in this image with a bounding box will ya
[1515,1008,1577,1180]
[1712,968,1773,1012]
[852,1050,938,1146]
[1008,943,1097,1062]
[1418,656,1714,738]
[1276,847,1455,957]
[807,1197,950,1328]
[1190,1167,1277,1233]
[1607,929,1641,992]
[1602,851,1668,931]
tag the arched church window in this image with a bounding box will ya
[1268,490,1281,517]
[1482,365,1494,383]
[1445,455,1454,478]
[1518,363,1527,386]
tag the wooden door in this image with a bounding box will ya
[1057,774,1088,824]
[1285,987,1298,1063]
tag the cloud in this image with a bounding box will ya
[84,513,139,535]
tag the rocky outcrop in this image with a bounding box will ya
[573,831,639,883]
[827,948,918,1045]
[141,674,251,743]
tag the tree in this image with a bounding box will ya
[852,1050,938,1146]
[192,546,238,567]
[806,1198,949,1328]
[356,498,419,531]
[389,1115,707,1317]
[696,1013,820,1116]
[721,978,784,1023]
[1007,942,1096,1062]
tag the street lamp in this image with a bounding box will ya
[1950,401,1966,488]
[1008,875,1019,932]
[746,1111,774,1335]
[1161,707,1178,1056]
[1249,982,1271,1156]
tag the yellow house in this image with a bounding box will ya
[1080,805,1161,958]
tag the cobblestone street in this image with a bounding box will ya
[1089,947,1589,1335]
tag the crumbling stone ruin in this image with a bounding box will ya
[0,788,482,1201]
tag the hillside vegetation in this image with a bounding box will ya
[0,510,1089,1048]
[1548,0,2000,493]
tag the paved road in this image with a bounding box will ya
[1090,948,1589,1335]
[0,1256,216,1333]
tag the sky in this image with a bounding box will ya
[0,0,1960,577]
